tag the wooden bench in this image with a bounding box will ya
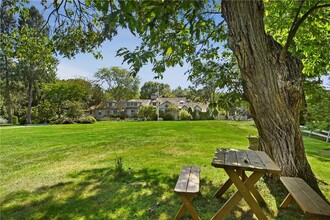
[174,166,201,220]
[280,177,330,220]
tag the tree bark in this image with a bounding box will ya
[221,0,319,190]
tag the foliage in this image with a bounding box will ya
[264,0,330,77]
[35,100,57,123]
[0,121,328,219]
[94,67,140,102]
[163,112,175,121]
[64,101,84,120]
[305,83,330,130]
[179,110,192,120]
[11,115,18,125]
[43,80,90,119]
[16,6,57,124]
[114,156,124,177]
[140,81,172,99]
[61,118,75,124]
[137,105,157,121]
[0,0,18,123]
[78,116,97,124]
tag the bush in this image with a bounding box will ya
[62,118,74,124]
[11,115,18,125]
[19,115,27,125]
[78,116,97,124]
[163,112,175,121]
[179,110,192,120]
[137,106,157,121]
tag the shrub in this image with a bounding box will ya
[137,106,157,121]
[11,115,18,125]
[79,116,97,124]
[179,110,192,120]
[163,112,174,121]
[62,118,74,124]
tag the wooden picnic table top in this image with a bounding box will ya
[211,148,281,174]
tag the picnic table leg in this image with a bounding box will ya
[211,189,243,220]
[175,194,200,220]
[241,172,265,204]
[226,169,267,220]
[280,194,294,208]
[213,178,233,198]
[211,169,265,220]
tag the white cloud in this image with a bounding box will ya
[56,63,93,80]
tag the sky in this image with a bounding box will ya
[56,29,192,89]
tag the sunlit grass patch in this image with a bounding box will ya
[0,121,329,219]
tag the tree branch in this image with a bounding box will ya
[280,1,330,61]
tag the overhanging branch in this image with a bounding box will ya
[280,2,330,61]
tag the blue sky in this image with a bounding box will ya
[57,29,192,89]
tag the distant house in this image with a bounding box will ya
[86,96,208,119]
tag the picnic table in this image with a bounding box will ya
[211,148,281,220]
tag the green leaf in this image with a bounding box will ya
[165,47,172,56]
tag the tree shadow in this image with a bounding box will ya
[263,177,308,220]
[1,168,306,219]
[1,167,182,219]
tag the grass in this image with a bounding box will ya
[0,121,329,219]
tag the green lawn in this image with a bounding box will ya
[0,121,329,219]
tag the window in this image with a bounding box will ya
[98,111,102,115]
[133,102,137,106]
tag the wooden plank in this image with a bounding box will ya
[212,148,226,167]
[174,166,191,193]
[236,150,253,169]
[280,177,330,217]
[224,149,238,167]
[186,166,200,193]
[292,178,330,217]
[245,150,266,172]
[256,151,281,174]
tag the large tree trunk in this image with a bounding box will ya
[222,0,318,190]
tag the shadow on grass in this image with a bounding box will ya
[263,177,307,220]
[1,168,295,219]
[1,167,181,219]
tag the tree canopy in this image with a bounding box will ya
[94,66,140,101]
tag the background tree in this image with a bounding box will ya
[171,86,188,98]
[304,82,330,131]
[140,81,172,99]
[0,0,17,123]
[16,6,57,124]
[137,105,157,121]
[94,66,140,101]
[43,79,88,119]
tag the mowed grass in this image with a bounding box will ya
[0,121,329,219]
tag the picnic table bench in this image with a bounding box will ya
[174,166,201,220]
[280,177,330,220]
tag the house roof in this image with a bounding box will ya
[92,97,207,112]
